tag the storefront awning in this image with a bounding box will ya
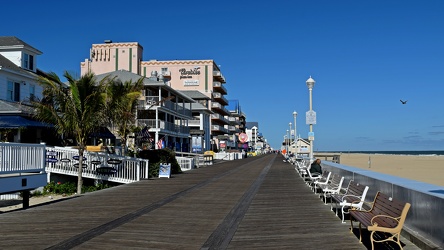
[90,127,116,139]
[0,116,52,129]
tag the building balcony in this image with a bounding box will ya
[213,70,226,83]
[227,116,240,125]
[137,119,190,135]
[211,102,230,116]
[211,113,229,124]
[187,119,201,127]
[160,71,171,77]
[212,92,228,105]
[211,124,228,134]
[138,98,192,118]
[225,125,240,133]
[213,81,227,95]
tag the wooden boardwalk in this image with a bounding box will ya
[0,154,419,249]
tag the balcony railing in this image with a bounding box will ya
[163,100,193,117]
[138,96,192,117]
[228,116,240,125]
[211,113,229,124]
[211,102,230,115]
[212,92,228,105]
[211,124,228,134]
[137,119,190,134]
[213,70,226,83]
[187,119,201,127]
[213,81,227,94]
[160,71,171,77]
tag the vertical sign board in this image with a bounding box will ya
[306,110,317,125]
[159,163,171,178]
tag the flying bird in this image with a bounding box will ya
[400,100,408,104]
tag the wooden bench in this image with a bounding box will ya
[349,191,411,250]
[330,180,369,223]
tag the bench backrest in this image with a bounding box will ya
[347,181,369,198]
[329,174,342,186]
[370,191,411,231]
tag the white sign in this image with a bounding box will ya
[308,132,314,141]
[306,110,317,125]
[184,80,199,86]
[159,163,171,178]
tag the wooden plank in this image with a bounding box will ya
[0,154,418,249]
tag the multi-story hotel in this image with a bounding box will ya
[80,40,233,151]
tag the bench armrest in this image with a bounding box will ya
[351,201,373,211]
[341,194,361,202]
[368,214,401,234]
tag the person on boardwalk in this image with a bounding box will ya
[310,159,323,176]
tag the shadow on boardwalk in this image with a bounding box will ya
[0,154,419,249]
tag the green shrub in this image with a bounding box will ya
[138,148,182,178]
[42,181,111,195]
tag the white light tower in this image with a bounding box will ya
[293,111,297,156]
[306,76,316,161]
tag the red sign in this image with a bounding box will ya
[238,133,248,143]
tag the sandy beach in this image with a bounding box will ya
[337,153,444,187]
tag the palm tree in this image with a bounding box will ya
[34,71,109,194]
[105,77,144,155]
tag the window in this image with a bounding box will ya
[6,81,21,101]
[161,67,168,73]
[29,55,34,70]
[7,81,14,101]
[22,53,34,70]
[14,82,20,101]
[29,84,36,100]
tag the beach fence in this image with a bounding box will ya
[321,161,444,249]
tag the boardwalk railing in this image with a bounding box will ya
[0,142,47,201]
[0,142,46,174]
[46,146,149,184]
[176,156,195,171]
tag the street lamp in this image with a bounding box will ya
[293,111,297,156]
[283,135,287,154]
[289,122,292,154]
[286,129,289,154]
[306,76,315,161]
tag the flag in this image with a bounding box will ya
[157,138,164,149]
[137,126,151,141]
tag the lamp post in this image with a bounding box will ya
[286,129,289,154]
[306,76,316,161]
[283,135,287,154]
[293,111,297,156]
[289,122,292,154]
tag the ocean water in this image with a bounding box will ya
[322,150,444,156]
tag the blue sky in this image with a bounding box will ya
[3,1,444,151]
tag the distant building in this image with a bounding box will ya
[180,90,213,153]
[95,70,194,151]
[0,37,52,143]
[80,40,232,151]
